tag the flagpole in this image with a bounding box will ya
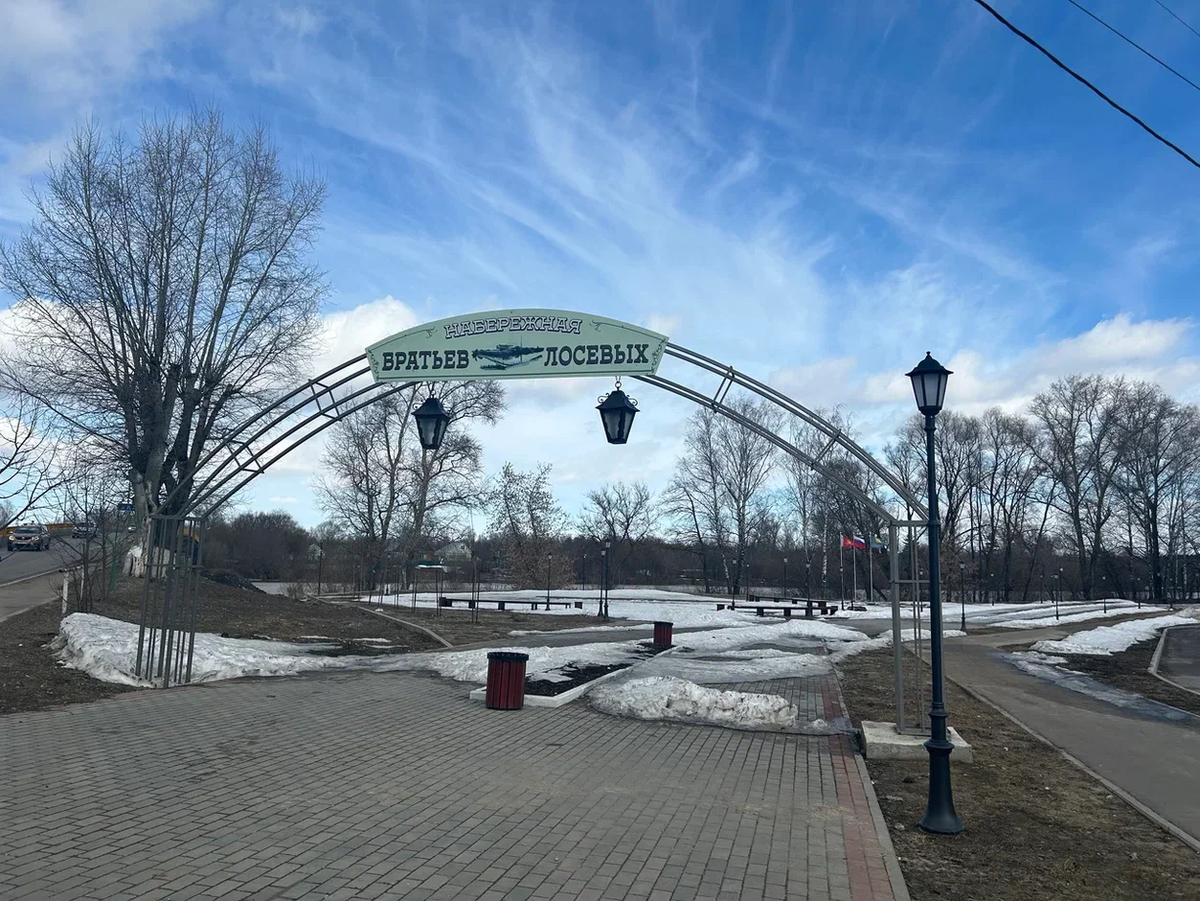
[853,545,858,604]
[869,541,874,604]
[840,539,845,602]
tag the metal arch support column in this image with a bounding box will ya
[889,520,904,731]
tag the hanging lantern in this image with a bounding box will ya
[412,396,450,451]
[596,380,639,445]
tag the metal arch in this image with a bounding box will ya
[664,342,926,519]
[193,379,420,515]
[635,373,897,522]
[155,355,372,516]
[170,339,922,526]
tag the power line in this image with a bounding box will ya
[1063,0,1200,94]
[969,0,1200,171]
[1154,0,1200,41]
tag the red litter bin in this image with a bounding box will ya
[653,621,673,649]
[485,651,528,710]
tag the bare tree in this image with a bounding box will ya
[578,481,657,584]
[1028,375,1125,598]
[1112,382,1200,603]
[315,381,502,587]
[0,395,65,530]
[0,111,327,522]
[665,397,780,595]
[662,407,729,591]
[486,462,571,587]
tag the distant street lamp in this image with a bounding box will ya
[598,547,607,618]
[1052,573,1060,621]
[412,396,450,451]
[783,556,789,598]
[906,351,963,835]
[805,562,812,600]
[603,539,612,619]
[545,552,553,611]
[958,561,966,633]
[596,379,639,445]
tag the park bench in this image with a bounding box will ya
[716,595,838,618]
[438,596,585,611]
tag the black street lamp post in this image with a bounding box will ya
[598,547,607,618]
[805,562,812,600]
[603,539,612,619]
[316,541,324,597]
[783,556,789,598]
[959,561,966,633]
[546,553,553,611]
[906,352,964,835]
[1052,573,1060,621]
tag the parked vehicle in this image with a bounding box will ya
[7,524,51,552]
[71,522,98,539]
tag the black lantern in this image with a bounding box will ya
[596,381,639,445]
[906,352,952,416]
[412,396,450,451]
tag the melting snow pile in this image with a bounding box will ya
[1032,613,1197,656]
[54,614,369,686]
[375,640,645,684]
[590,676,799,731]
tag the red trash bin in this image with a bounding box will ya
[653,621,673,649]
[485,651,528,710]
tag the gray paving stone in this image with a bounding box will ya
[0,670,900,901]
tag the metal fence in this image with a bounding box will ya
[135,514,208,687]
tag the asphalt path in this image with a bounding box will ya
[937,620,1200,848]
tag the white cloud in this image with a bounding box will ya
[268,496,298,506]
[310,295,420,380]
[0,0,210,107]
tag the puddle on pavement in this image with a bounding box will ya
[1002,652,1197,724]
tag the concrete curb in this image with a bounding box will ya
[469,644,683,709]
[0,567,62,589]
[851,752,913,901]
[1148,625,1200,698]
[947,673,1200,854]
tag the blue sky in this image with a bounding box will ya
[2,0,1199,526]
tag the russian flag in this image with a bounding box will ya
[841,536,866,550]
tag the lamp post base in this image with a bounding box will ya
[919,738,964,835]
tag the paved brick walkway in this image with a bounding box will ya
[0,670,905,901]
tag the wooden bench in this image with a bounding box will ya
[718,596,839,618]
[438,596,585,611]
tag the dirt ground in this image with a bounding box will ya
[0,603,136,715]
[2,576,615,716]
[836,647,1200,901]
[1035,637,1200,717]
[358,602,608,646]
[93,577,446,650]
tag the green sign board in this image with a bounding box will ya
[366,309,669,382]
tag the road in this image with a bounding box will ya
[0,538,83,621]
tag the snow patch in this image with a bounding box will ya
[1032,614,1197,656]
[373,640,648,684]
[590,676,800,731]
[53,614,373,686]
